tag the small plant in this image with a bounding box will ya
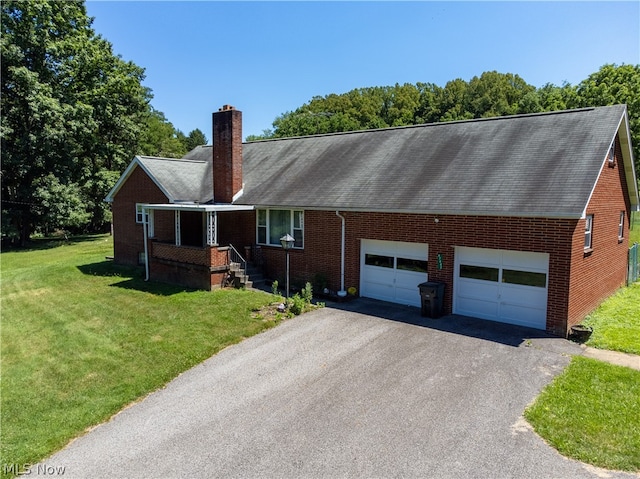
[301,282,313,303]
[288,294,306,315]
[271,280,279,296]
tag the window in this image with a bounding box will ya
[619,211,625,240]
[256,209,304,248]
[397,258,428,273]
[136,203,148,224]
[502,269,547,288]
[585,214,593,250]
[365,254,394,268]
[135,204,154,237]
[460,264,499,282]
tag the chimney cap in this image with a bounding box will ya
[219,104,235,112]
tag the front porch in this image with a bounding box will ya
[140,203,257,290]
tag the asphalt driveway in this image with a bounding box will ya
[34,299,637,478]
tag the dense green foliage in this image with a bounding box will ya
[250,66,640,174]
[0,235,276,477]
[0,0,206,246]
[1,0,150,244]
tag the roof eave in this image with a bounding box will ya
[239,203,583,219]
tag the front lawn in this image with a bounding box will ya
[525,357,640,472]
[1,235,276,478]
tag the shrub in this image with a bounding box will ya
[301,282,313,303]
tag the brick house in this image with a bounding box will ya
[105,104,638,337]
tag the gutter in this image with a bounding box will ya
[335,211,347,297]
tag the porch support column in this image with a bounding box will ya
[175,210,181,246]
[206,211,217,246]
[142,207,149,281]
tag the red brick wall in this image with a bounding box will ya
[111,165,169,265]
[233,209,580,335]
[148,243,229,290]
[567,137,631,328]
[152,242,209,265]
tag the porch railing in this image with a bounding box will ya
[228,243,247,273]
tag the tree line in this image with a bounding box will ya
[2,0,638,247]
[248,66,640,175]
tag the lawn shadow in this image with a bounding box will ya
[77,261,194,296]
[327,297,560,348]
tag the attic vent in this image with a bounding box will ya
[219,104,235,112]
[607,144,615,167]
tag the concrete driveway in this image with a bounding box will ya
[35,299,637,478]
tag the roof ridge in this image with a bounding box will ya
[244,105,621,144]
[138,155,207,164]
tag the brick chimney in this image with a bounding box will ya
[212,105,242,203]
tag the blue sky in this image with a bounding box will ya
[85,1,640,140]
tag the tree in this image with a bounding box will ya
[1,0,149,245]
[184,128,208,151]
[575,64,640,173]
[138,108,186,158]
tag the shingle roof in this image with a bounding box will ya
[137,155,213,203]
[104,154,213,204]
[238,105,632,217]
[107,105,637,218]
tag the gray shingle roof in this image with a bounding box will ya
[239,105,630,217]
[137,155,213,204]
[108,105,636,218]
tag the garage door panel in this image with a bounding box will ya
[500,284,547,307]
[499,303,548,329]
[502,250,548,271]
[457,278,499,300]
[363,281,395,303]
[456,296,499,320]
[457,246,502,265]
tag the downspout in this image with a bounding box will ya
[142,206,149,281]
[335,211,347,297]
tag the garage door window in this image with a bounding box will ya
[397,258,428,273]
[460,264,499,282]
[365,254,394,268]
[502,269,547,287]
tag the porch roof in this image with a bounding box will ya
[140,203,254,212]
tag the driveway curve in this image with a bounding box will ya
[34,299,637,478]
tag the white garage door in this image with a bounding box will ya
[454,246,549,329]
[360,240,428,307]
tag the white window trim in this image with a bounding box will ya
[135,203,147,224]
[618,211,625,240]
[256,209,304,249]
[136,204,154,237]
[585,214,593,250]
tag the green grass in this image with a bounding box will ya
[630,211,640,245]
[525,357,640,472]
[582,282,640,355]
[1,235,276,477]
